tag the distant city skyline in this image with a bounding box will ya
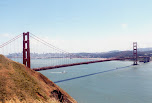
[1,0,152,52]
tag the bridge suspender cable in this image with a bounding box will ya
[29,32,81,58]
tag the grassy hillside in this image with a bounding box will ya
[0,55,77,103]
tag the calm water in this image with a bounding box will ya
[12,58,152,103]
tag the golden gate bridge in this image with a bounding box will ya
[0,32,150,71]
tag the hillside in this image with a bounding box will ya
[0,55,77,103]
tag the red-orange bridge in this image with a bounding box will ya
[0,32,149,71]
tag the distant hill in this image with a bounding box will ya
[5,47,152,59]
[0,55,77,103]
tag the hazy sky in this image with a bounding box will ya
[0,0,152,52]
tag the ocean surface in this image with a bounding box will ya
[12,58,152,103]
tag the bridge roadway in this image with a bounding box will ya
[33,58,132,71]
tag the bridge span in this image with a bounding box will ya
[33,58,132,71]
[0,32,150,71]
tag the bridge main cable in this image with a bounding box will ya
[29,32,79,58]
[0,34,22,48]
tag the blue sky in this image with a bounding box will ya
[1,0,152,52]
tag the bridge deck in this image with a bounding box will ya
[33,58,130,71]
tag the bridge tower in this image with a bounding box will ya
[23,32,31,68]
[133,42,138,65]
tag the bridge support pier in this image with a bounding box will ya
[23,32,31,68]
[133,42,138,65]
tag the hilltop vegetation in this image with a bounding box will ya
[0,55,77,103]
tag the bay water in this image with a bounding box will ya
[12,58,152,103]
